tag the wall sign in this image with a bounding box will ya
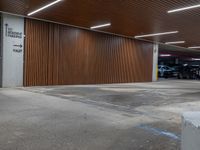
[5,23,23,39]
[13,44,23,53]
[5,23,23,53]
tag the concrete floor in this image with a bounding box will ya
[1,80,200,150]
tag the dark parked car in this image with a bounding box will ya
[195,67,200,79]
[177,65,199,79]
[171,66,180,77]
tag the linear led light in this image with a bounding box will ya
[165,41,185,45]
[134,31,178,38]
[188,46,200,49]
[90,23,111,29]
[27,0,62,16]
[168,4,200,13]
[192,58,200,61]
[160,54,171,57]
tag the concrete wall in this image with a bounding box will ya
[152,43,158,81]
[1,14,24,87]
[0,14,2,87]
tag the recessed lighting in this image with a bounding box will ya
[188,46,200,49]
[134,31,178,38]
[168,4,200,13]
[90,23,111,29]
[165,41,185,45]
[27,0,63,16]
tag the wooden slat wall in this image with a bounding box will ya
[24,19,153,86]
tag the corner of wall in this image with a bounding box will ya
[1,13,24,87]
[0,13,3,87]
[152,43,159,82]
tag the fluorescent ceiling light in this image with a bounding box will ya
[160,54,171,57]
[165,41,185,45]
[168,4,200,13]
[90,23,111,29]
[188,46,200,49]
[134,31,178,38]
[192,58,200,61]
[28,0,62,16]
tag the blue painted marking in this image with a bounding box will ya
[138,125,181,141]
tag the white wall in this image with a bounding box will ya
[0,14,3,87]
[152,43,158,81]
[2,14,24,87]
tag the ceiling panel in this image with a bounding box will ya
[1,0,200,49]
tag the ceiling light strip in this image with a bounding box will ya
[160,54,171,57]
[192,58,200,61]
[188,46,200,49]
[134,31,178,38]
[28,0,62,16]
[90,23,111,29]
[168,4,200,13]
[165,41,185,45]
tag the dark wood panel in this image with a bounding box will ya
[24,19,50,86]
[24,18,153,86]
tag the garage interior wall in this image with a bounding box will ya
[1,14,24,87]
[0,14,2,87]
[24,19,153,86]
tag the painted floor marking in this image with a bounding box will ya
[138,124,181,141]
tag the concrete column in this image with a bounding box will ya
[1,13,24,87]
[152,43,159,82]
[182,112,200,150]
[0,14,3,87]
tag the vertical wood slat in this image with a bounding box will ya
[24,19,153,86]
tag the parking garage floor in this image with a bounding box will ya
[1,80,200,150]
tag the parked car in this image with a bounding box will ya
[196,67,200,79]
[177,65,199,79]
[158,65,174,78]
[170,66,179,77]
